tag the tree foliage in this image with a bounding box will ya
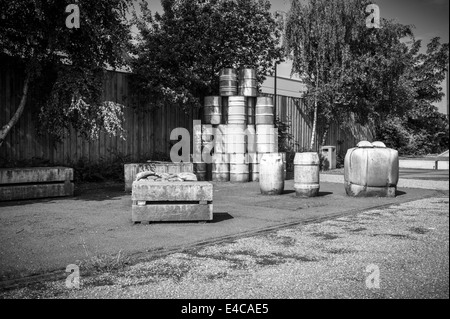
[0,0,132,144]
[285,0,449,154]
[131,0,284,110]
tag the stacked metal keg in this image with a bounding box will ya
[197,67,279,183]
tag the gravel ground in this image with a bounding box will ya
[1,197,448,299]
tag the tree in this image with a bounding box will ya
[0,0,132,146]
[284,0,373,150]
[131,0,284,110]
[285,0,449,154]
[375,37,449,155]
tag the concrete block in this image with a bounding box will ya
[399,160,437,170]
[0,167,74,201]
[132,181,213,202]
[132,203,213,222]
[0,182,74,201]
[0,167,73,184]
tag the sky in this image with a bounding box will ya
[142,0,449,112]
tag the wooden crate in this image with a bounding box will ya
[0,167,74,201]
[124,162,193,192]
[132,181,213,223]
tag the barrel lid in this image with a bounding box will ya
[372,141,387,148]
[357,141,374,148]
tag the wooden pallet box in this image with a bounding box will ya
[0,167,74,201]
[124,162,193,192]
[131,181,213,223]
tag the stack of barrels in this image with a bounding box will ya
[196,67,279,183]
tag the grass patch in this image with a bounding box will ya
[79,251,131,275]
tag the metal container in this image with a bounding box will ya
[219,68,238,96]
[214,125,227,154]
[194,162,211,181]
[203,96,222,125]
[344,141,399,197]
[294,152,320,197]
[259,153,285,195]
[225,124,246,154]
[238,68,257,97]
[212,153,230,182]
[256,97,274,125]
[222,96,229,124]
[228,96,246,125]
[246,124,256,153]
[248,153,259,182]
[246,97,256,125]
[256,124,277,153]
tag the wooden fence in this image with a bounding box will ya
[0,58,372,166]
[0,57,198,165]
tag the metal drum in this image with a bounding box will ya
[225,124,246,154]
[219,68,238,96]
[214,125,227,154]
[212,153,230,182]
[259,153,285,195]
[228,96,246,125]
[246,97,256,125]
[203,96,222,125]
[201,125,214,161]
[256,97,274,125]
[294,152,320,197]
[229,153,249,183]
[221,96,229,124]
[256,124,277,153]
[246,124,256,153]
[248,153,259,182]
[238,68,257,97]
[194,162,211,181]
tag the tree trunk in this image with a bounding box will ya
[321,122,330,147]
[309,66,320,152]
[0,75,30,147]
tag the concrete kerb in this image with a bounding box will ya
[320,174,449,191]
[0,190,444,291]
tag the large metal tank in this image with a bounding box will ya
[344,141,399,197]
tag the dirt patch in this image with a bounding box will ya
[325,248,356,255]
[348,227,367,233]
[311,232,340,240]
[371,233,417,240]
[409,227,430,235]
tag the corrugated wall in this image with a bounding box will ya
[272,94,374,156]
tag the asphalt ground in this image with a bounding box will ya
[1,196,448,299]
[0,178,447,290]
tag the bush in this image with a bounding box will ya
[375,114,449,156]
